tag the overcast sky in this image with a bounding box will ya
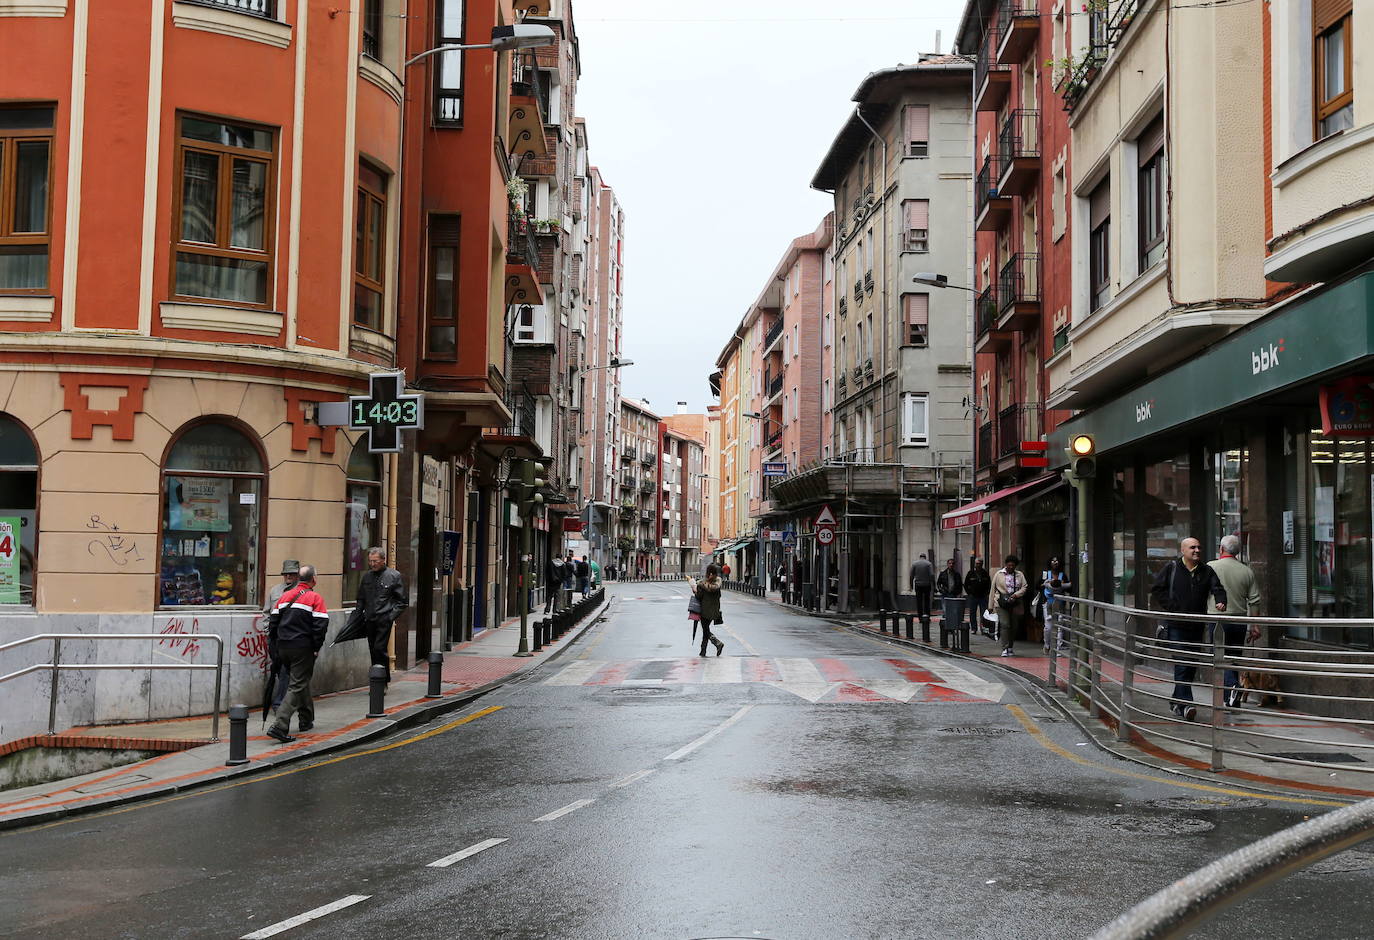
[572,1,970,416]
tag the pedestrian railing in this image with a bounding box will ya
[1048,595,1374,775]
[0,633,226,742]
[1091,796,1374,939]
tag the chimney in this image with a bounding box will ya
[676,401,688,415]
[934,30,942,54]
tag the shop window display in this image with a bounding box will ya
[0,414,38,605]
[160,422,263,607]
[344,442,381,602]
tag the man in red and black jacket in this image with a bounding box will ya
[267,564,329,743]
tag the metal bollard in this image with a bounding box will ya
[939,617,951,649]
[366,664,388,718]
[904,613,915,640]
[426,651,443,698]
[225,703,249,766]
[958,623,971,653]
[878,609,889,634]
[921,616,932,643]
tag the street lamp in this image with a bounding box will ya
[912,272,979,292]
[405,24,558,67]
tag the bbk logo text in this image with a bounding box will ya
[1135,400,1154,423]
[1252,338,1286,375]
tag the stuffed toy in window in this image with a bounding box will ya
[210,572,236,605]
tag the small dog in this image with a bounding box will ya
[1239,669,1286,709]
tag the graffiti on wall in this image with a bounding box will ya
[86,515,143,566]
[157,616,203,658]
[236,615,271,672]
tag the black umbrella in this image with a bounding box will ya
[260,658,281,728]
[332,605,368,646]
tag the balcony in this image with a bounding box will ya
[976,422,996,470]
[640,479,656,494]
[766,372,783,401]
[996,253,1040,330]
[996,404,1044,462]
[620,473,635,490]
[621,445,636,462]
[640,511,652,522]
[974,26,1011,112]
[864,270,874,294]
[763,316,784,352]
[852,281,863,303]
[974,285,1011,354]
[996,0,1040,65]
[996,109,1040,197]
[838,296,848,317]
[504,214,543,306]
[195,0,276,14]
[508,54,550,159]
[641,451,656,466]
[975,157,1010,232]
[765,427,783,453]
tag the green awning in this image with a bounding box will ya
[1055,273,1374,456]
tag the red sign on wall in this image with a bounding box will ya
[562,517,584,533]
[1320,376,1374,437]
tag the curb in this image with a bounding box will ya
[0,596,614,832]
[833,618,1361,805]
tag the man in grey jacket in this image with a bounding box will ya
[1208,534,1262,708]
[358,547,407,684]
[910,553,935,624]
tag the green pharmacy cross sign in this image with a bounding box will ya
[342,372,424,453]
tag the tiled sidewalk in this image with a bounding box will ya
[0,601,608,830]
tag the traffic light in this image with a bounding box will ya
[1067,433,1096,480]
[507,459,546,515]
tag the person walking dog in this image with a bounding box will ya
[686,564,726,657]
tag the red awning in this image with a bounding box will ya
[940,475,1058,530]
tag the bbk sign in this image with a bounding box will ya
[1135,399,1154,423]
[1251,338,1285,375]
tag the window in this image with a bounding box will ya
[792,324,799,358]
[1315,2,1353,139]
[1089,176,1111,313]
[515,303,538,342]
[902,394,929,446]
[823,379,831,410]
[354,161,388,330]
[0,106,53,292]
[1051,160,1067,241]
[1136,117,1165,273]
[904,293,928,347]
[0,414,38,605]
[855,321,865,363]
[173,115,275,307]
[903,200,929,252]
[435,0,466,123]
[904,104,930,157]
[362,0,382,59]
[344,442,382,602]
[159,422,265,608]
[426,214,459,357]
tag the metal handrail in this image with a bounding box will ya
[1046,594,1374,776]
[0,633,225,742]
[1091,797,1374,939]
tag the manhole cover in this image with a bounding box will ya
[1146,796,1268,810]
[1267,751,1365,764]
[611,687,671,696]
[1105,815,1215,835]
[1306,850,1374,875]
[939,726,1021,737]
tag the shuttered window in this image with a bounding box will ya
[904,105,930,157]
[904,293,929,347]
[1314,0,1353,139]
[1136,115,1166,273]
[426,215,460,358]
[1089,176,1111,313]
[903,199,929,252]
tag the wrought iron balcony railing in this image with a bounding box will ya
[975,285,998,338]
[975,156,1004,218]
[997,403,1044,458]
[764,316,784,350]
[998,108,1040,162]
[998,253,1041,312]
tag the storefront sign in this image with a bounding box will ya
[441,530,460,576]
[0,517,19,604]
[421,456,442,506]
[762,461,788,477]
[1319,376,1374,436]
[1282,511,1295,555]
[941,508,985,530]
[347,371,424,453]
[562,517,584,532]
[166,478,231,532]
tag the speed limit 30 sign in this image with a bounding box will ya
[816,526,835,546]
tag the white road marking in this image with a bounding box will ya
[426,838,508,868]
[770,658,831,702]
[859,679,922,703]
[240,895,371,939]
[700,655,744,684]
[609,769,656,789]
[920,658,1007,701]
[543,660,604,685]
[663,704,756,761]
[535,798,595,822]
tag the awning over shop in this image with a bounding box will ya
[940,474,1058,530]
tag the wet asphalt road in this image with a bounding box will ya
[3,582,1372,940]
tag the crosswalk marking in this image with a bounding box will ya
[543,655,1005,704]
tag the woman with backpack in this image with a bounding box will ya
[685,564,726,657]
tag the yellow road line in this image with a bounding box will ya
[1007,704,1342,808]
[4,705,504,837]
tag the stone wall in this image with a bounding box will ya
[0,610,372,746]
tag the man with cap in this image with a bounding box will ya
[263,559,300,710]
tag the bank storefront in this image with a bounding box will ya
[1060,273,1374,649]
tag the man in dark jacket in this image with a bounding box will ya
[267,564,329,743]
[964,558,992,637]
[1151,537,1227,721]
[358,547,407,684]
[576,556,591,596]
[910,553,935,623]
[936,559,963,597]
[545,553,565,613]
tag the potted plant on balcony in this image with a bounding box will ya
[531,217,561,235]
[507,177,529,206]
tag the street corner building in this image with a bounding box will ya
[0,0,613,743]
